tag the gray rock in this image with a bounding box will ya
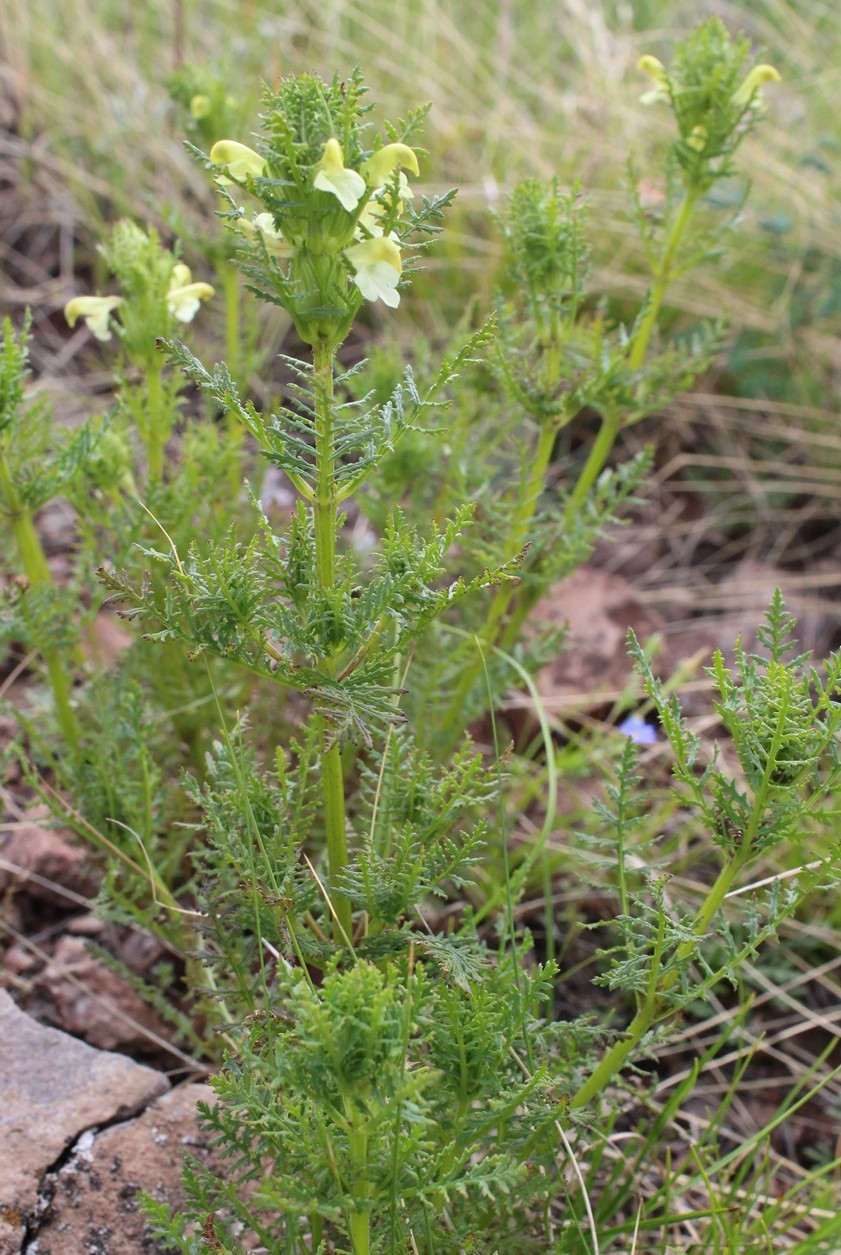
[27,1083,217,1255]
[0,991,168,1255]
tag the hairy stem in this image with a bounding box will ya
[313,337,353,944]
[439,387,560,744]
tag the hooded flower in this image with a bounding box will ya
[64,295,123,342]
[237,212,295,258]
[355,198,390,239]
[637,54,671,107]
[209,140,267,184]
[345,236,402,307]
[731,64,781,110]
[166,263,215,322]
[313,138,366,212]
[361,142,419,188]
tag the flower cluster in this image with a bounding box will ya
[211,133,419,310]
[636,19,780,191]
[201,72,427,345]
[64,250,213,344]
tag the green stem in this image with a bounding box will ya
[570,844,749,1110]
[0,455,80,754]
[145,359,166,484]
[439,415,559,743]
[628,190,699,375]
[220,266,245,498]
[567,405,621,511]
[347,1149,370,1253]
[569,189,699,513]
[221,263,241,380]
[312,337,353,945]
[308,1216,323,1254]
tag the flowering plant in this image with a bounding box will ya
[204,70,445,346]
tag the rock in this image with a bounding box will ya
[28,1083,216,1255]
[39,936,174,1053]
[0,990,168,1255]
[0,806,96,909]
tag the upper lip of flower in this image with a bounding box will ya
[361,143,420,187]
[209,140,267,184]
[731,64,781,109]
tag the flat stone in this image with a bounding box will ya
[0,991,168,1255]
[27,1083,216,1255]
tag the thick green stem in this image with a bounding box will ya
[627,190,699,375]
[308,1214,323,1254]
[346,1110,370,1255]
[0,455,80,753]
[312,338,353,944]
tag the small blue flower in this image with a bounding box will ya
[618,714,658,745]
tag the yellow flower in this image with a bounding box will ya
[313,138,366,212]
[209,140,267,184]
[731,64,781,109]
[64,295,123,342]
[356,198,389,238]
[237,212,295,258]
[167,264,214,322]
[637,54,670,106]
[361,142,420,188]
[345,236,402,307]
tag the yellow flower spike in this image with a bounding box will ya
[637,54,670,106]
[313,137,366,212]
[361,143,420,188]
[731,64,781,109]
[64,295,123,342]
[209,140,267,184]
[345,235,402,308]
